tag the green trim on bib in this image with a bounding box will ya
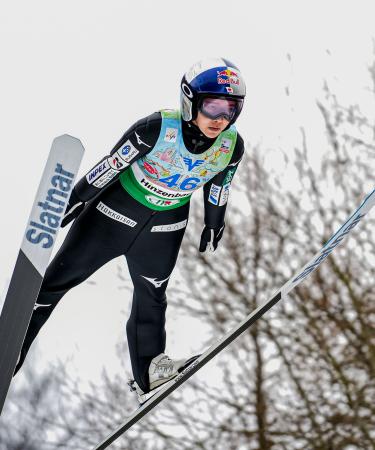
[120,169,191,211]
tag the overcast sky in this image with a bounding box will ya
[1,0,375,386]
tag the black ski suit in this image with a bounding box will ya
[16,111,244,392]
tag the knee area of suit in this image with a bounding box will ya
[132,290,168,307]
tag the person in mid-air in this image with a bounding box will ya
[15,57,246,404]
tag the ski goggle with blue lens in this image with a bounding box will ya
[198,96,244,121]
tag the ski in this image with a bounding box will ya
[0,135,85,415]
[93,187,375,450]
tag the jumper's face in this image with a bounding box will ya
[193,111,229,138]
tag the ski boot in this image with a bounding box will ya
[128,353,200,405]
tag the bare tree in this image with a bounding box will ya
[0,349,71,450]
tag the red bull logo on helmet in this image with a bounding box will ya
[217,69,240,86]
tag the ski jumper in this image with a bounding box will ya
[16,110,245,392]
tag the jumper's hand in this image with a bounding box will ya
[199,224,225,253]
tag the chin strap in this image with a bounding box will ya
[182,120,216,154]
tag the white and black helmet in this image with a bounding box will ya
[180,57,246,125]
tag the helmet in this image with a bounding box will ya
[180,57,246,126]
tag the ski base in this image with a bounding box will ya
[0,135,85,415]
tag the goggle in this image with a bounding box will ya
[198,96,243,121]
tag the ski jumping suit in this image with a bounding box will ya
[17,110,245,392]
